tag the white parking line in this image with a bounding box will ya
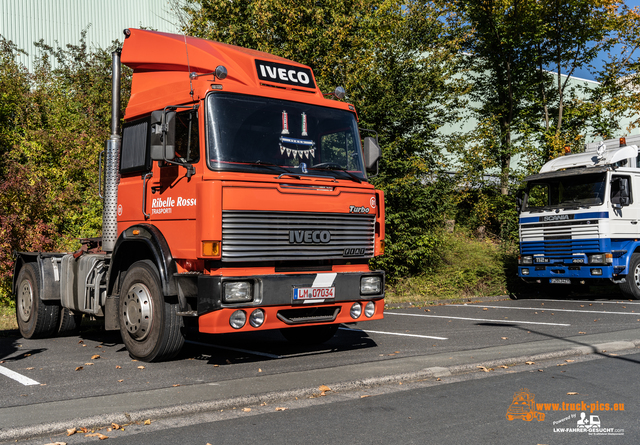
[0,365,40,386]
[185,340,282,359]
[451,304,639,316]
[339,327,448,340]
[386,312,571,326]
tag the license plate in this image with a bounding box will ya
[549,278,571,284]
[293,287,335,300]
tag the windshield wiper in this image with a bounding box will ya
[309,163,362,183]
[251,160,292,175]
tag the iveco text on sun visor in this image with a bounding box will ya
[255,59,316,89]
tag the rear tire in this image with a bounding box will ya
[118,260,184,362]
[280,324,339,345]
[15,263,60,339]
[619,253,640,299]
[58,308,82,336]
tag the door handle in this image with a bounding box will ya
[142,172,153,219]
[632,221,638,225]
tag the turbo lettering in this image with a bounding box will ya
[349,205,370,214]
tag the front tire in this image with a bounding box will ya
[118,261,185,362]
[15,263,60,339]
[619,253,640,299]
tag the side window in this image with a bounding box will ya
[611,175,632,206]
[174,110,199,164]
[526,184,549,208]
[120,117,151,174]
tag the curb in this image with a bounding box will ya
[2,339,638,443]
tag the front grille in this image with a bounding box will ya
[520,220,602,257]
[221,210,375,262]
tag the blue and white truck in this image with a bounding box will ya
[517,135,640,298]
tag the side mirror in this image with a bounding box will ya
[611,177,631,207]
[620,178,630,206]
[516,189,524,213]
[150,110,176,161]
[363,136,381,175]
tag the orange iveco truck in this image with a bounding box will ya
[12,29,386,362]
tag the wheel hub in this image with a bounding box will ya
[17,280,33,323]
[123,283,153,340]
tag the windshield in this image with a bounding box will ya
[206,93,365,179]
[524,172,607,211]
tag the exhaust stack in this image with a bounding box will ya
[102,50,122,253]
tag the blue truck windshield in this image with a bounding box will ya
[524,172,607,211]
[206,93,365,179]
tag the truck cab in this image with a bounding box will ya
[518,135,640,298]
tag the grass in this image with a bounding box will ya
[0,305,17,335]
[385,231,518,305]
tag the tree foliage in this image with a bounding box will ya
[0,32,129,305]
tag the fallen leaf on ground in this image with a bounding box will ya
[75,367,83,371]
[84,363,94,366]
[538,369,544,372]
[525,361,535,365]
[242,408,251,412]
[26,367,34,370]
[144,419,151,425]
[67,428,77,436]
[117,379,124,383]
[275,407,288,411]
[112,423,121,430]
[115,366,121,369]
[483,308,488,311]
[361,395,370,398]
[91,355,101,360]
[565,359,574,362]
[477,366,490,372]
[137,366,145,370]
[501,337,508,340]
[44,442,66,445]
[78,340,84,344]
[499,365,509,369]
[172,384,180,387]
[319,385,331,392]
[567,392,579,395]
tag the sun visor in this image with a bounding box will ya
[539,145,638,173]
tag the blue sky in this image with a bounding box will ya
[572,0,640,81]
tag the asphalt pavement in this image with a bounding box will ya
[1,295,640,442]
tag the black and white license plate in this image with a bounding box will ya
[549,278,571,285]
[293,286,335,301]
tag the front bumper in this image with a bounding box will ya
[196,271,385,334]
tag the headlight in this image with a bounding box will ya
[364,301,376,318]
[521,268,530,275]
[249,309,265,328]
[361,276,382,295]
[350,302,362,319]
[588,254,605,265]
[520,255,533,265]
[223,281,253,303]
[229,310,246,329]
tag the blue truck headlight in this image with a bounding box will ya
[521,268,530,275]
[520,255,533,265]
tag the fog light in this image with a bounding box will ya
[521,268,530,275]
[361,276,382,295]
[364,301,375,318]
[229,310,246,329]
[350,302,362,319]
[223,281,253,303]
[249,309,265,328]
[591,268,603,276]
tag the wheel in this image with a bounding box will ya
[58,308,82,336]
[118,260,185,362]
[15,262,60,339]
[280,324,339,345]
[620,253,640,299]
